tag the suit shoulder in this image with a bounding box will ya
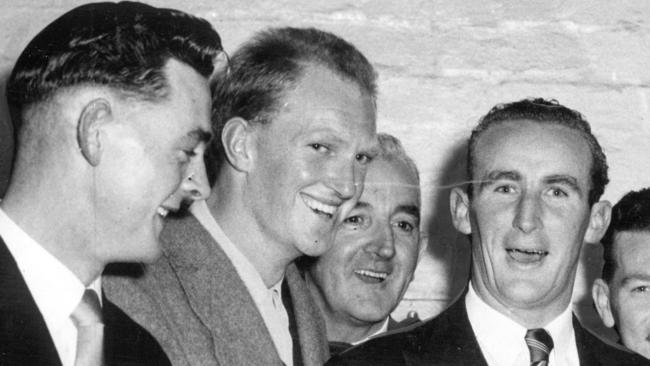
[326,318,437,366]
[577,322,650,365]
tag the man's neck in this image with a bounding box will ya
[1,192,103,286]
[469,280,572,329]
[207,192,298,287]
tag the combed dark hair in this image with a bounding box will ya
[7,1,223,131]
[466,98,609,206]
[601,188,650,283]
[208,27,377,180]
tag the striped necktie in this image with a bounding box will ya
[525,328,554,366]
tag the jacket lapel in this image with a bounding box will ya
[0,237,62,366]
[406,299,488,366]
[285,264,329,366]
[164,214,282,365]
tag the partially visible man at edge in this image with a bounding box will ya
[0,2,221,365]
[593,187,650,359]
[301,133,425,356]
[105,27,379,366]
[327,98,650,366]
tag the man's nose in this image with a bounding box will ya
[513,192,542,233]
[327,159,360,201]
[368,224,396,259]
[181,158,210,201]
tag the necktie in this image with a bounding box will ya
[525,328,554,366]
[70,289,104,366]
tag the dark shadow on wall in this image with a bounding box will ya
[423,139,471,306]
[0,67,14,198]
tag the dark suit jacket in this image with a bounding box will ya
[104,213,329,366]
[327,297,650,366]
[0,237,170,366]
[328,314,423,356]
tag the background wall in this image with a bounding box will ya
[1,0,649,341]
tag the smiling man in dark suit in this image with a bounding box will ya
[106,27,379,366]
[328,98,650,366]
[0,2,221,365]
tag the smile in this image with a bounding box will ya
[354,269,389,283]
[506,248,549,263]
[301,194,337,218]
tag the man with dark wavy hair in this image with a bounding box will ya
[593,188,650,359]
[107,27,378,366]
[328,98,650,366]
[0,2,222,365]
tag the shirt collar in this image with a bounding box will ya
[0,208,101,325]
[465,282,577,366]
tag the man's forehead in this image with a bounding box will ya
[472,120,592,181]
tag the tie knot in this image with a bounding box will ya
[71,289,103,327]
[525,328,554,365]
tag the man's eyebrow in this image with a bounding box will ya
[188,128,213,143]
[478,170,521,191]
[544,175,582,195]
[621,273,650,286]
[353,201,371,210]
[395,204,420,221]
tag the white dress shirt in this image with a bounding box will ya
[0,208,101,366]
[465,283,579,366]
[191,201,294,366]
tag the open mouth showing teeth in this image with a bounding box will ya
[354,269,389,283]
[301,194,336,218]
[157,207,170,218]
[506,248,548,263]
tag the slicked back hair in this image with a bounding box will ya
[7,1,223,134]
[466,98,608,206]
[208,27,377,180]
[601,188,650,283]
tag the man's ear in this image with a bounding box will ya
[585,200,612,244]
[592,278,616,328]
[450,187,472,235]
[77,98,112,167]
[221,117,254,172]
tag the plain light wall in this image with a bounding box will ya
[1,0,649,341]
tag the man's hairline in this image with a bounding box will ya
[468,118,597,205]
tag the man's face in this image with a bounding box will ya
[94,59,211,262]
[452,120,608,317]
[597,231,650,358]
[246,64,377,257]
[308,158,422,326]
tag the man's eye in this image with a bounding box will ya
[548,188,568,197]
[495,185,515,194]
[356,153,372,165]
[344,216,362,224]
[396,221,414,233]
[183,149,197,158]
[310,143,329,153]
[632,286,649,293]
